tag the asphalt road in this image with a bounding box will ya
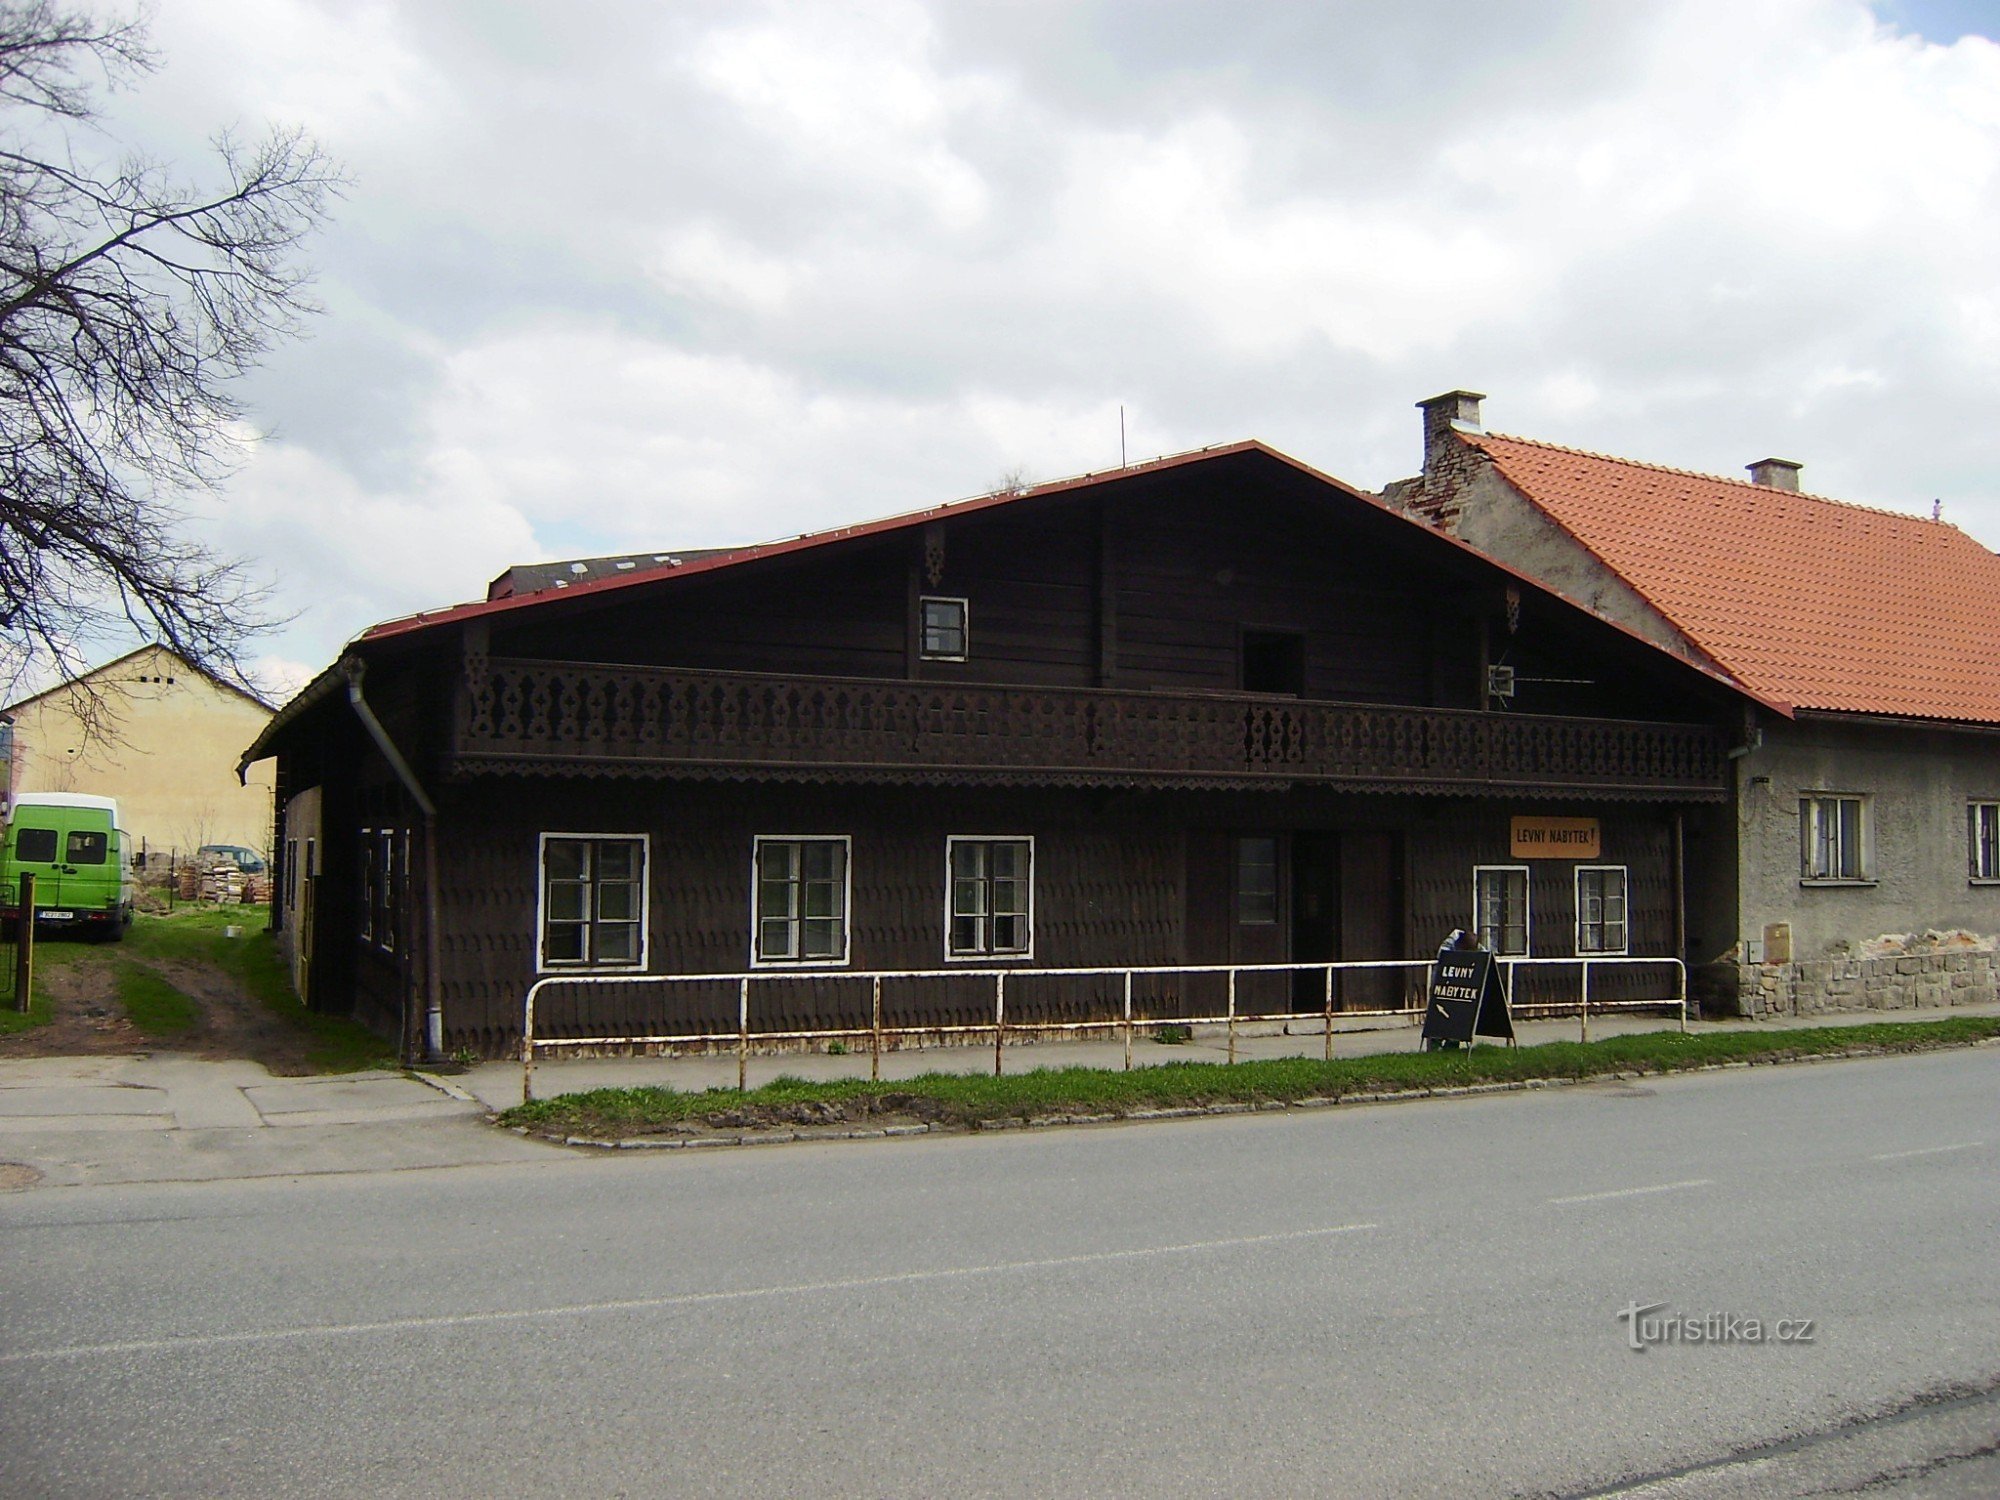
[2,1049,1996,1498]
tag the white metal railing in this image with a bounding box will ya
[519,954,1687,1102]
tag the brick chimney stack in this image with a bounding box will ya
[1384,390,1489,533]
[1747,457,1802,491]
[1419,390,1485,477]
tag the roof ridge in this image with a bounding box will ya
[1470,430,1957,531]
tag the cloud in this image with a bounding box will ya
[79,0,2000,687]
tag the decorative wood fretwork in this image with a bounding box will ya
[451,657,1729,799]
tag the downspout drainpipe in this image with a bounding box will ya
[343,658,444,1063]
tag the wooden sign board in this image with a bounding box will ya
[1510,816,1600,860]
[1423,942,1515,1046]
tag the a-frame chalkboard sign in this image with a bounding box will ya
[1422,933,1515,1049]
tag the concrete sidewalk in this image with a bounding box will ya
[0,1053,560,1190]
[5,1001,1993,1191]
[457,999,2000,1112]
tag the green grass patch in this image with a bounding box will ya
[0,981,52,1033]
[500,1016,2000,1140]
[114,961,200,1035]
[0,926,103,1033]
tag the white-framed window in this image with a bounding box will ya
[1800,794,1868,882]
[1236,836,1280,925]
[374,829,400,953]
[753,836,851,966]
[920,596,968,660]
[357,828,377,946]
[1575,865,1629,955]
[946,837,1033,960]
[539,833,648,970]
[1971,801,2000,883]
[1474,865,1530,956]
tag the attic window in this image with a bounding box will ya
[1242,630,1305,695]
[920,597,968,660]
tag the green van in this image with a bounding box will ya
[0,792,136,940]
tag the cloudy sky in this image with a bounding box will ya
[98,0,2000,696]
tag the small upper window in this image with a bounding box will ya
[1575,865,1628,955]
[920,597,968,660]
[1801,795,1867,882]
[1971,802,2000,882]
[1242,629,1305,695]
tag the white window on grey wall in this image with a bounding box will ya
[1575,865,1629,955]
[1474,865,1530,955]
[1800,795,1867,882]
[1971,802,2000,882]
[540,834,647,969]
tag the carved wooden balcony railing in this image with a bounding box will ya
[450,657,1729,797]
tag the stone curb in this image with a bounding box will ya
[520,1035,1996,1153]
[409,1070,479,1104]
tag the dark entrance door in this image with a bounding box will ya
[1339,831,1403,1010]
[1290,832,1338,1009]
[1189,830,1407,1018]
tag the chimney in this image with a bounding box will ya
[1746,457,1801,491]
[1419,390,1484,475]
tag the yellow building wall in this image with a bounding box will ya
[4,646,276,860]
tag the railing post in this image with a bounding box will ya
[1120,968,1136,1072]
[1227,968,1238,1065]
[1324,963,1335,1061]
[520,974,536,1105]
[871,975,883,1081]
[11,872,32,1016]
[1580,961,1591,1045]
[993,972,1006,1076]
[738,976,750,1091]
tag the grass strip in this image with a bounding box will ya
[500,1016,2000,1140]
[114,961,200,1035]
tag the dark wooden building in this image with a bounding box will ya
[244,442,1746,1058]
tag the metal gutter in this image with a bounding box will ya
[342,658,444,1062]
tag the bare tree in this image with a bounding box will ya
[0,1,339,697]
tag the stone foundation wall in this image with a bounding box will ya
[1700,948,2000,1019]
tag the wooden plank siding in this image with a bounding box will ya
[259,447,1741,1053]
[421,779,1688,1054]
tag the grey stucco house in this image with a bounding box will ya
[1387,391,2000,1016]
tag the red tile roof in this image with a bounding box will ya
[1463,432,2000,724]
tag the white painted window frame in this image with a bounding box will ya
[1574,864,1630,956]
[943,835,1035,963]
[751,834,853,969]
[1799,793,1871,884]
[1971,801,2000,884]
[536,831,650,973]
[919,595,970,661]
[1472,864,1531,956]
